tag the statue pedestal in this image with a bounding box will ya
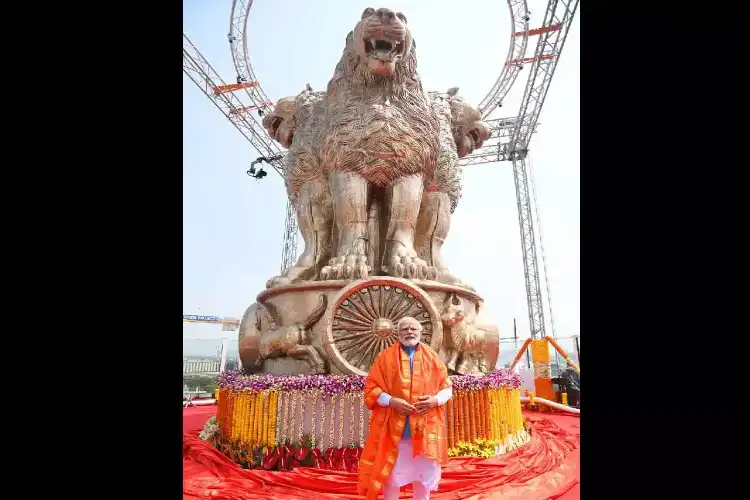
[239,277,501,376]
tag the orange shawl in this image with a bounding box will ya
[356,342,452,499]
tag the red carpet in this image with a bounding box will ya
[183,406,579,499]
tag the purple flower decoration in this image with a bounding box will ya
[217,368,520,394]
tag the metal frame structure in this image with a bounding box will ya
[228,0,298,271]
[506,0,579,339]
[182,0,579,339]
[183,34,284,178]
[477,0,530,116]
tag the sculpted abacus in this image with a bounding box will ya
[240,7,497,377]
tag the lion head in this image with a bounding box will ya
[261,97,297,148]
[329,7,418,90]
[447,93,491,158]
[354,7,413,77]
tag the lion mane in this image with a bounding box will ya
[319,27,440,187]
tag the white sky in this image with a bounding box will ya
[183,0,579,355]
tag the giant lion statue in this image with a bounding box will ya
[318,7,441,281]
[261,7,490,287]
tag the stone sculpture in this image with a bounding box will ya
[440,293,499,375]
[240,7,497,377]
[262,89,332,288]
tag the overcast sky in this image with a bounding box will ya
[183,0,579,357]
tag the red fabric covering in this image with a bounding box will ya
[183,407,579,499]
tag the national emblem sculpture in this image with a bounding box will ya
[241,7,497,377]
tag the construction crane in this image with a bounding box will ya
[183,0,579,341]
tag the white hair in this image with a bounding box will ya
[397,316,422,331]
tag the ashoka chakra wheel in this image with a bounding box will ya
[324,277,443,376]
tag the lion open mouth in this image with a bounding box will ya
[364,38,405,60]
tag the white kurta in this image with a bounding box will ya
[376,386,453,490]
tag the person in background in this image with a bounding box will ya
[357,317,453,500]
[561,359,580,408]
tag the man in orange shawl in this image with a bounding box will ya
[357,316,453,500]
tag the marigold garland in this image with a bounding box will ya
[468,391,477,441]
[241,392,250,444]
[474,391,484,439]
[489,389,498,441]
[248,393,257,446]
[461,390,470,443]
[230,392,241,442]
[268,391,278,447]
[481,390,490,440]
[215,370,528,463]
[260,391,268,447]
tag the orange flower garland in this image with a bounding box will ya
[259,392,268,447]
[491,389,499,439]
[475,391,485,439]
[461,391,470,442]
[215,371,527,464]
[468,391,477,441]
[268,391,278,447]
[484,390,491,440]
[248,393,257,446]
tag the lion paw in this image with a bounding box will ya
[320,254,370,281]
[381,243,433,280]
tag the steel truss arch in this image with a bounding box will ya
[508,0,579,339]
[229,0,297,271]
[214,0,580,342]
[229,0,533,272]
[183,34,284,178]
[477,0,529,117]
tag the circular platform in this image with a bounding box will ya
[240,277,499,377]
